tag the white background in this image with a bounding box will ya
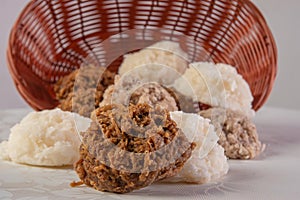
[0,0,299,110]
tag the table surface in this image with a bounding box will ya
[0,107,300,200]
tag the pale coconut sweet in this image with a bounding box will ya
[162,111,229,184]
[0,109,91,166]
[172,62,255,117]
[118,41,188,86]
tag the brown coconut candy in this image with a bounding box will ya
[75,103,195,193]
[54,65,116,117]
[199,107,263,160]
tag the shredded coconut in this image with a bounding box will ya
[163,111,229,183]
[118,41,188,86]
[0,109,91,166]
[172,62,255,117]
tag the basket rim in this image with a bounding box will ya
[244,0,278,109]
[7,0,49,110]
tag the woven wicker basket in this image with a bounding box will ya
[7,0,277,111]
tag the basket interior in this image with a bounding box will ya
[7,0,277,111]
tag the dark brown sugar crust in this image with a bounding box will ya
[128,83,178,112]
[54,66,115,117]
[100,78,178,112]
[75,104,195,193]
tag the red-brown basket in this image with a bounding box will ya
[7,0,277,111]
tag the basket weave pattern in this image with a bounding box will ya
[7,0,277,111]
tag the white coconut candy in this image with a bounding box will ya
[172,62,255,117]
[0,109,91,166]
[118,40,188,86]
[162,111,229,184]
